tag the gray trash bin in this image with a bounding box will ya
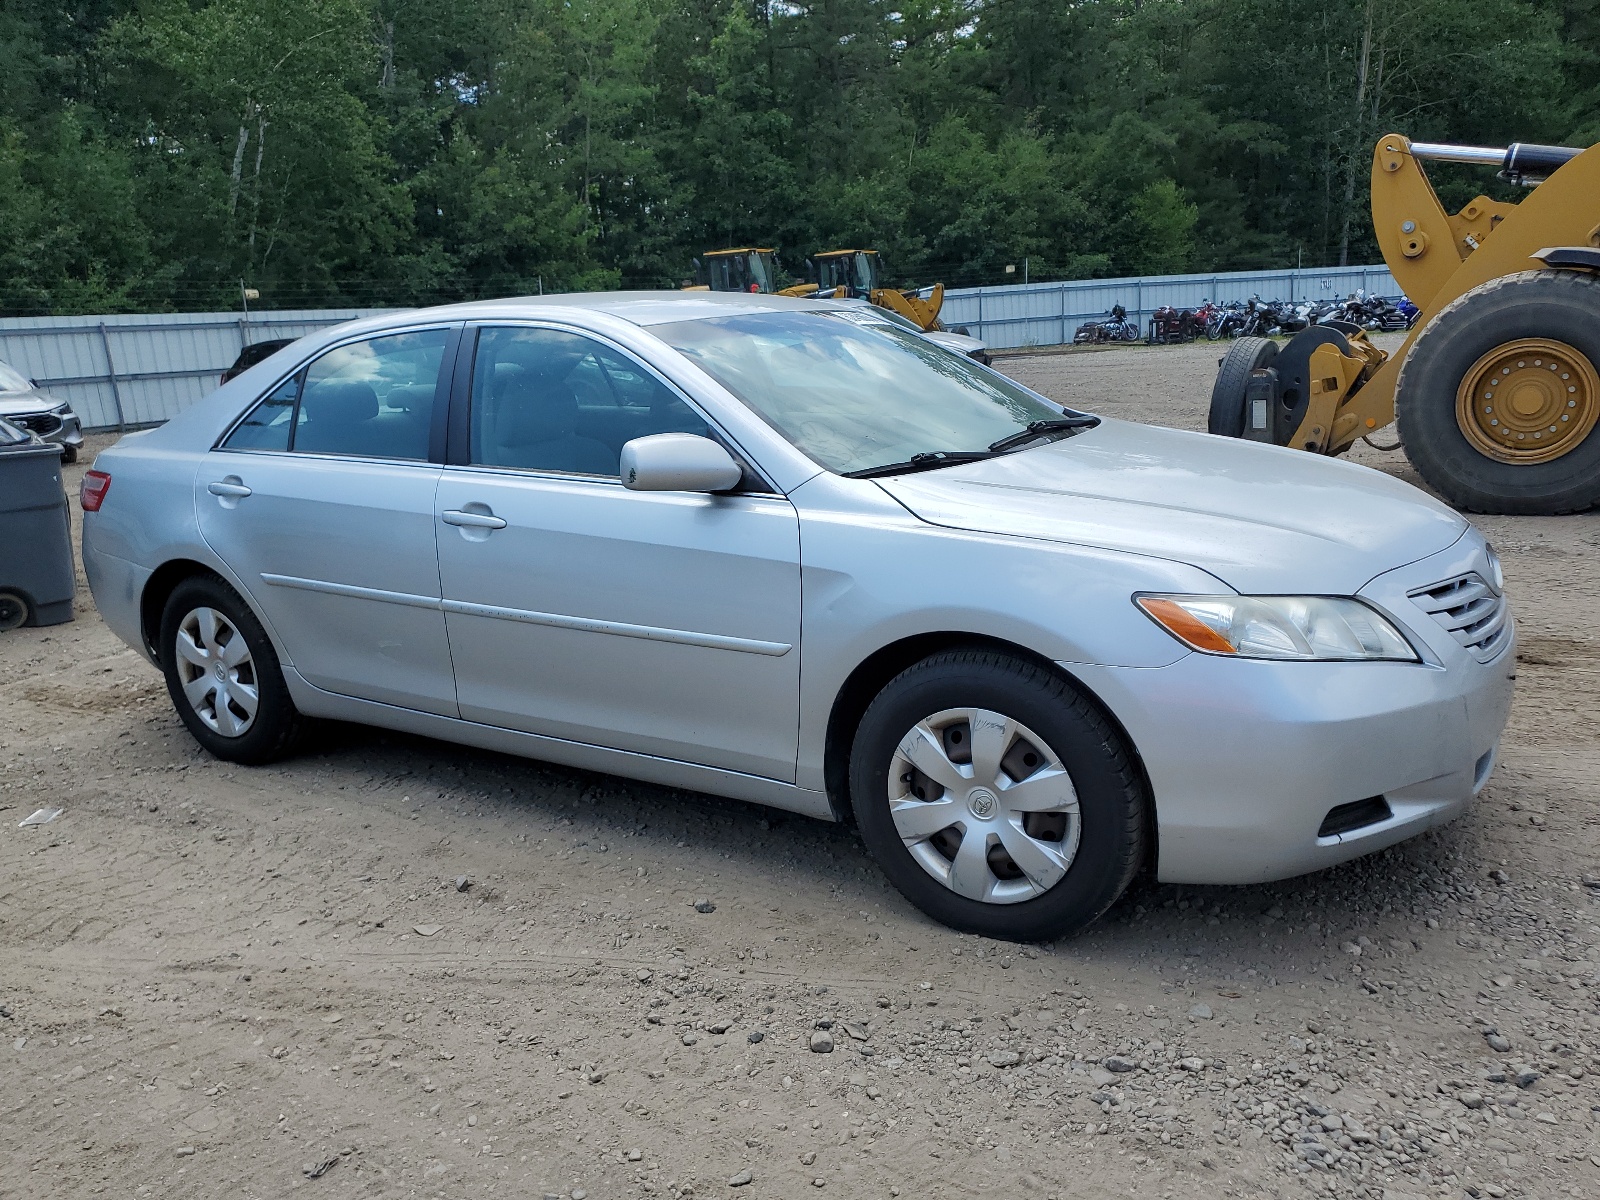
[0,416,75,630]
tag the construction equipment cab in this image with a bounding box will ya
[1208,134,1600,515]
[685,248,782,294]
[809,249,946,332]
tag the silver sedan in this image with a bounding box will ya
[82,293,1515,940]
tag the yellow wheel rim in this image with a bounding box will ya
[1456,338,1600,465]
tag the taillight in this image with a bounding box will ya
[80,470,111,512]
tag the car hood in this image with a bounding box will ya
[0,387,59,415]
[873,418,1468,594]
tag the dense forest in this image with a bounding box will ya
[1,0,1596,314]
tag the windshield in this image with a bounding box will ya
[655,310,1068,475]
[0,361,32,393]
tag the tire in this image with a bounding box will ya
[159,573,307,764]
[1397,269,1600,514]
[1208,336,1279,437]
[0,590,29,631]
[849,650,1146,942]
[59,445,78,465]
[1205,318,1224,341]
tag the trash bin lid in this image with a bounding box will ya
[0,416,39,449]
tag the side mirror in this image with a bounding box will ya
[620,433,743,493]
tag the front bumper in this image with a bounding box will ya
[4,406,83,452]
[1067,536,1516,886]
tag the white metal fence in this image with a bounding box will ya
[941,263,1401,350]
[0,309,384,432]
[0,263,1402,431]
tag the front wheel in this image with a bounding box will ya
[850,650,1147,941]
[1398,269,1600,514]
[160,574,307,763]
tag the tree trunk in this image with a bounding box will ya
[1338,0,1376,267]
[380,19,395,90]
[229,121,250,216]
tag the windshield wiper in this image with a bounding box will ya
[986,415,1100,454]
[844,451,996,480]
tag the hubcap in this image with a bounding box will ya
[173,607,259,737]
[888,707,1080,905]
[1456,338,1600,464]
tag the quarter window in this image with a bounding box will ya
[468,327,709,476]
[222,329,449,460]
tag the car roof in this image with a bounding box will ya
[331,290,860,338]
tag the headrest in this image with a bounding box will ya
[302,380,378,430]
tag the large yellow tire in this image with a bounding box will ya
[1397,270,1600,514]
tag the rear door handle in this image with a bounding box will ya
[207,479,252,498]
[441,508,507,530]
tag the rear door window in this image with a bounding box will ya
[222,329,449,460]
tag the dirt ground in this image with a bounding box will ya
[3,340,1598,1200]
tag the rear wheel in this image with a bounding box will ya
[159,574,307,763]
[1208,336,1279,438]
[0,591,29,631]
[1398,270,1600,514]
[850,650,1146,942]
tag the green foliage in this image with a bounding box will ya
[0,0,1590,313]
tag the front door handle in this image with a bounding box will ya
[207,478,252,498]
[441,508,507,530]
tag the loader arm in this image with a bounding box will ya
[1292,134,1600,455]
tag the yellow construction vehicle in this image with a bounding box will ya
[683,248,815,296]
[1208,134,1600,514]
[806,249,946,331]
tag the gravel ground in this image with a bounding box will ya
[3,342,1599,1200]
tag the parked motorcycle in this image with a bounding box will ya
[1074,304,1140,344]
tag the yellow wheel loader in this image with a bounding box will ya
[1208,134,1600,514]
[682,248,816,296]
[807,249,946,331]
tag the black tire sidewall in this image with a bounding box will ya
[159,574,302,764]
[1208,336,1278,437]
[850,654,1142,942]
[1398,271,1600,514]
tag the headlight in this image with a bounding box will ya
[1136,594,1418,662]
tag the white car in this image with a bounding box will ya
[81,292,1514,940]
[0,358,83,462]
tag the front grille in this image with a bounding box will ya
[10,411,61,436]
[1408,572,1509,662]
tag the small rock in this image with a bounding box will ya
[1513,1067,1541,1088]
[454,875,471,892]
[412,924,442,937]
[987,1050,1021,1068]
[1459,1090,1484,1109]
[1103,1056,1136,1073]
[694,899,716,914]
[747,1031,765,1044]
[1488,868,1510,883]
[682,1032,699,1047]
[812,1179,825,1188]
[636,969,652,984]
[572,1191,587,1200]
[626,1148,642,1161]
[1178,1057,1205,1072]
[1486,1033,1512,1053]
[728,1168,753,1187]
[708,1020,731,1035]
[843,1022,869,1042]
[809,1031,834,1054]
[814,1018,834,1029]
[175,1146,196,1157]
[800,1151,816,1165]
[1188,1004,1213,1021]
[303,1153,339,1179]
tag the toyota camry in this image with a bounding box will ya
[81,292,1515,940]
